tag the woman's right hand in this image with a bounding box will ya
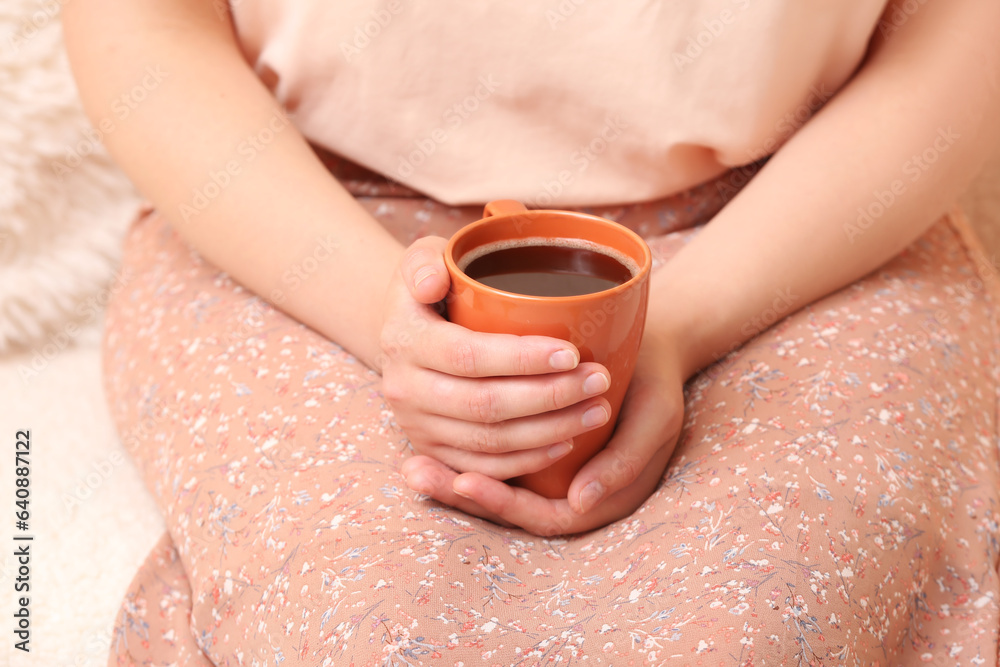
[379,236,614,481]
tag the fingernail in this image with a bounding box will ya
[547,441,573,459]
[579,481,604,513]
[583,372,610,396]
[413,266,437,289]
[452,480,473,499]
[582,405,609,428]
[407,478,432,495]
[549,349,579,371]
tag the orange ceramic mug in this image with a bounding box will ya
[444,200,652,498]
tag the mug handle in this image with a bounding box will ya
[483,200,528,218]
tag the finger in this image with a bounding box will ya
[567,385,682,514]
[402,236,450,304]
[385,241,584,378]
[400,456,513,527]
[415,322,583,377]
[414,396,611,454]
[416,439,574,480]
[412,362,610,422]
[384,268,583,377]
[454,468,660,536]
[450,472,581,537]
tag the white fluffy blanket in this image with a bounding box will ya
[0,2,141,354]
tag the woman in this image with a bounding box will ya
[63,0,1000,664]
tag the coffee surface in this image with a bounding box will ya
[464,243,632,297]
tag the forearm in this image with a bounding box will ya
[62,0,402,368]
[651,0,1000,380]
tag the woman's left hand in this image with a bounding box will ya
[400,331,688,536]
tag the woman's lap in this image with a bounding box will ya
[104,204,1000,666]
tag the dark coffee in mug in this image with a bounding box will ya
[460,238,637,297]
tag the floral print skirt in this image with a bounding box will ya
[103,158,1000,666]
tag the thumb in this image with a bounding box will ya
[402,236,450,304]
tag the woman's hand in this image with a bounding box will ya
[380,236,618,481]
[400,330,687,536]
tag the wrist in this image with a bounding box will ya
[352,262,400,373]
[284,233,401,373]
[644,270,737,382]
[642,311,714,383]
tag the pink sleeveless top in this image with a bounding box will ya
[231,1,888,206]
